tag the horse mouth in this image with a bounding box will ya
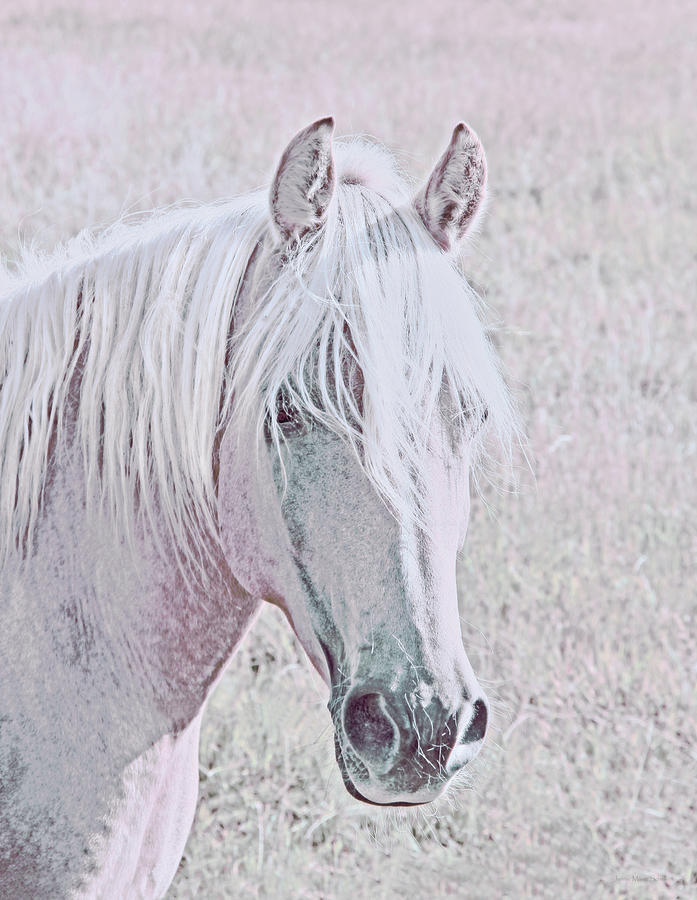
[341,774,425,808]
[332,731,438,808]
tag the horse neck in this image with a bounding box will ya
[3,212,266,740]
[13,418,261,742]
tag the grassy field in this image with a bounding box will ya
[2,1,695,897]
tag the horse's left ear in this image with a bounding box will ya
[415,122,487,252]
[270,116,336,242]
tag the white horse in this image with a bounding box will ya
[0,118,518,897]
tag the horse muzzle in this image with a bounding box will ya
[332,684,489,806]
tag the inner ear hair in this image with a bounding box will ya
[414,122,488,253]
[270,117,337,243]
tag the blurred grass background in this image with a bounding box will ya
[1,1,695,897]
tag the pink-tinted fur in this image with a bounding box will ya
[0,118,512,897]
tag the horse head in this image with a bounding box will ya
[217,118,511,806]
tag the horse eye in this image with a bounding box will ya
[276,403,298,426]
[458,393,488,427]
[445,391,489,438]
[265,393,308,440]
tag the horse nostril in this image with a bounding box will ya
[342,691,400,771]
[462,698,488,744]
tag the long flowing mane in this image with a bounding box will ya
[0,137,518,574]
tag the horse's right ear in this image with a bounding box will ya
[270,117,336,243]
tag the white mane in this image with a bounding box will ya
[0,137,519,575]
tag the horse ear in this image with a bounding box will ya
[270,117,336,242]
[414,123,487,252]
